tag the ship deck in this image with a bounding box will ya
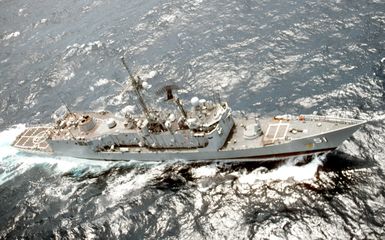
[221,115,362,152]
[12,114,363,157]
[108,115,363,154]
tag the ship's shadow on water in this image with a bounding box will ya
[299,150,380,200]
[322,150,376,172]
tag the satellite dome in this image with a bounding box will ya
[191,97,199,107]
[107,118,117,129]
[142,81,151,89]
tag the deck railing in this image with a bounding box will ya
[301,115,363,125]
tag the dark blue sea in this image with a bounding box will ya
[1,0,385,239]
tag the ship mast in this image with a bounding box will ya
[120,56,150,117]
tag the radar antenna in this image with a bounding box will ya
[154,82,187,118]
[120,56,150,117]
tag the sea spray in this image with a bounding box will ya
[101,163,168,204]
[237,154,326,184]
[190,164,218,178]
[0,124,26,159]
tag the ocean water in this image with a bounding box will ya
[1,0,385,239]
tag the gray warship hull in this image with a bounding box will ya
[12,114,364,162]
[53,124,361,162]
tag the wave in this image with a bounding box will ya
[238,155,325,184]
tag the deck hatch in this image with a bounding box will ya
[263,122,289,145]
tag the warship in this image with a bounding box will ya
[12,57,365,162]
